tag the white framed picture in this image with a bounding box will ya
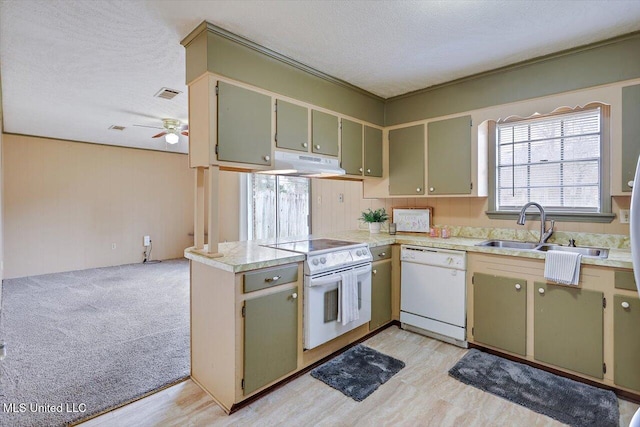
[392,207,433,233]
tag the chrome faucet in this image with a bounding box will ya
[517,202,555,244]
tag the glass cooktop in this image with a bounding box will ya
[263,238,358,254]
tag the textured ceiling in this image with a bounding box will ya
[1,0,640,153]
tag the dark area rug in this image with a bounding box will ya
[0,259,190,427]
[449,349,619,427]
[310,344,405,402]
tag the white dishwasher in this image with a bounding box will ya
[400,245,467,347]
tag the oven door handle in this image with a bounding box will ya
[308,265,372,287]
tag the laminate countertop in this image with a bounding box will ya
[184,230,633,273]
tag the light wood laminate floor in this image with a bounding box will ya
[81,326,639,426]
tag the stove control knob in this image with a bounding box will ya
[356,250,362,256]
[312,258,319,266]
[320,257,327,264]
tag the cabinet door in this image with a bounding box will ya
[622,84,640,192]
[389,125,425,195]
[364,126,383,177]
[534,283,603,378]
[614,294,640,391]
[276,100,308,152]
[218,81,272,165]
[244,287,298,395]
[473,273,527,355]
[341,119,363,175]
[370,260,392,330]
[427,116,471,195]
[311,110,339,156]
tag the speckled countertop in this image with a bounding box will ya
[184,229,633,273]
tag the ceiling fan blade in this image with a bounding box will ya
[181,131,189,136]
[133,124,164,129]
[152,131,167,138]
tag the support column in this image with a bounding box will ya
[207,164,222,257]
[194,167,205,250]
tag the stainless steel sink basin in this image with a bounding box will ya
[476,240,539,250]
[535,244,609,259]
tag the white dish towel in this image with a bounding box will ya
[544,250,582,285]
[338,271,359,325]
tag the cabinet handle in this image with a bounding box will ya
[429,187,435,192]
[291,292,298,299]
[302,142,308,148]
[416,187,421,192]
[515,284,521,290]
[379,252,386,257]
[628,180,634,188]
[622,301,630,309]
[265,275,281,282]
[315,144,321,150]
[359,167,363,172]
[263,155,270,162]
[373,269,377,275]
[367,169,371,173]
[538,287,545,294]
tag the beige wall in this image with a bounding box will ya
[3,135,194,279]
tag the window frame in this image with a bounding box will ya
[486,102,615,223]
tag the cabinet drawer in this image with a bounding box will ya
[615,270,636,291]
[371,245,391,261]
[244,264,298,293]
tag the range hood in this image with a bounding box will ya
[258,150,346,177]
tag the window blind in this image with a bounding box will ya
[496,108,601,212]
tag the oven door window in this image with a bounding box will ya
[323,280,362,323]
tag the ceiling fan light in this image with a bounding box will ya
[165,132,179,144]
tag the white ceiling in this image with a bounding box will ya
[1,0,640,154]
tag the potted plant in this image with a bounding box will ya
[359,208,389,234]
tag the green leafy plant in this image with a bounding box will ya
[359,208,389,223]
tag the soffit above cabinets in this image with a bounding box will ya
[1,1,640,152]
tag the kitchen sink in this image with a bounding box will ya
[476,239,609,259]
[476,240,539,250]
[535,244,609,259]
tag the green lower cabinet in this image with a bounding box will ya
[243,288,298,395]
[370,260,392,330]
[473,273,527,356]
[534,283,603,378]
[614,294,640,391]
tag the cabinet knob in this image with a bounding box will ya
[372,269,377,275]
[515,284,522,290]
[622,301,630,309]
[628,180,634,188]
[379,252,386,257]
[538,287,545,295]
[264,155,270,162]
[303,142,308,148]
[291,292,298,300]
[315,144,320,149]
[367,169,371,173]
[265,275,281,283]
[429,187,435,192]
[359,167,363,172]
[416,187,421,192]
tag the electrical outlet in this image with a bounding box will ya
[111,243,117,250]
[317,196,322,205]
[620,209,630,224]
[338,193,344,203]
[143,235,151,247]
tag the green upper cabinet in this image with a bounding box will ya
[622,84,640,192]
[275,100,309,152]
[473,273,527,356]
[389,125,425,195]
[243,287,298,395]
[534,283,604,378]
[341,119,363,175]
[427,115,472,195]
[312,110,339,157]
[217,81,272,165]
[364,126,383,177]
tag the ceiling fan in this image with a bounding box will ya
[135,118,188,144]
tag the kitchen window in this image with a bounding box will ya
[487,103,614,222]
[246,174,310,240]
